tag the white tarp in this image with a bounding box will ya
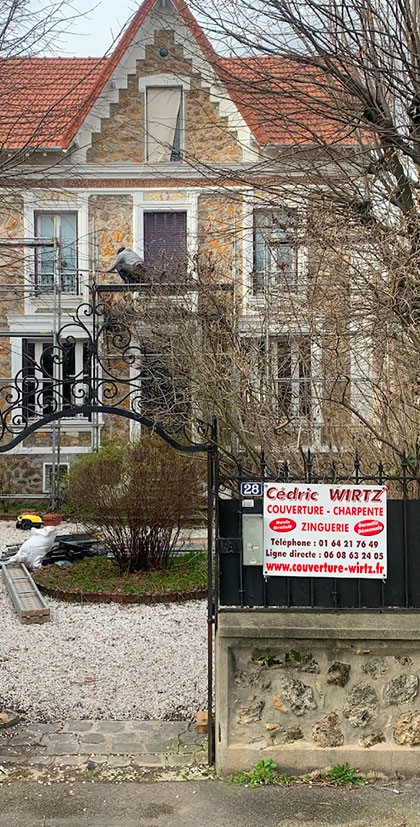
[6,526,58,570]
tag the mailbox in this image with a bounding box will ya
[242,513,263,566]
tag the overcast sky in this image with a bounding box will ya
[60,0,139,57]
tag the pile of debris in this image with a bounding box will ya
[2,532,107,569]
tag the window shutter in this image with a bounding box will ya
[144,212,187,282]
[22,339,35,419]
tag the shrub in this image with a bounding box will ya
[64,436,204,573]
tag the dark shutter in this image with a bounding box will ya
[22,339,36,419]
[143,211,187,283]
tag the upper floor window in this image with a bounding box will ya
[146,87,183,163]
[143,211,187,284]
[253,209,298,294]
[35,212,79,294]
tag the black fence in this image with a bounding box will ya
[216,454,420,610]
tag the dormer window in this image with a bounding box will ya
[146,86,183,163]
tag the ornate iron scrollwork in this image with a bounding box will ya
[0,291,215,454]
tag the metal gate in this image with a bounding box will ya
[0,280,218,764]
[215,452,420,611]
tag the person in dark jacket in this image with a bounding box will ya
[106,247,146,283]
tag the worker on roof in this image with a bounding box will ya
[106,246,146,284]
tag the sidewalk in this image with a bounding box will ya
[1,777,420,827]
[0,719,207,769]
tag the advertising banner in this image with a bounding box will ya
[263,483,387,579]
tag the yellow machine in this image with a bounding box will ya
[16,514,44,531]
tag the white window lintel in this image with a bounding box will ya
[138,74,190,93]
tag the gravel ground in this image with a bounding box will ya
[0,521,208,722]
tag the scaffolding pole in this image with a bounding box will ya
[51,223,61,510]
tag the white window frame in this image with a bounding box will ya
[240,325,323,447]
[34,211,79,295]
[273,337,312,419]
[133,190,198,269]
[145,86,183,163]
[138,75,190,164]
[23,193,89,315]
[253,209,299,293]
[242,196,308,308]
[21,337,90,418]
[43,462,69,493]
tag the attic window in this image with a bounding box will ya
[146,86,182,163]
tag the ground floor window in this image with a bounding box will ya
[244,335,313,419]
[22,339,91,418]
[139,343,190,432]
[43,462,69,493]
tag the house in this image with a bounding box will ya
[0,0,346,495]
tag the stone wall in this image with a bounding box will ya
[88,194,133,279]
[0,451,83,495]
[197,194,243,281]
[216,611,420,777]
[87,29,242,164]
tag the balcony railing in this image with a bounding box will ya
[33,271,80,294]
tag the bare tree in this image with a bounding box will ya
[137,0,420,468]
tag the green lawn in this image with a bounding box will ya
[35,552,208,599]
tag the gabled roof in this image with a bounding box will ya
[0,0,343,151]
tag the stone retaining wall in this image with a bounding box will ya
[215,611,420,777]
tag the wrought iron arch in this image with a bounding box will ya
[0,289,216,454]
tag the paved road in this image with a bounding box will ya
[1,778,420,826]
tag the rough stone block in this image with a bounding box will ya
[236,698,265,725]
[394,711,420,745]
[62,721,93,733]
[95,721,128,733]
[79,733,107,744]
[384,674,418,706]
[312,713,344,747]
[362,658,390,679]
[343,683,378,727]
[326,662,351,687]
[275,676,317,717]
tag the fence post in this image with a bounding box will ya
[402,452,409,608]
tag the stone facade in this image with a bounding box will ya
[197,194,243,280]
[88,194,134,277]
[216,611,420,776]
[0,452,80,495]
[87,29,242,164]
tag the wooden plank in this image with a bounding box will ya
[2,563,50,623]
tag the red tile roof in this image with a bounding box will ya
[0,0,346,150]
[218,56,354,145]
[0,57,108,149]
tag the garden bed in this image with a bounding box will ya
[34,552,208,605]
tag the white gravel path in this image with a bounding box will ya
[0,521,208,722]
